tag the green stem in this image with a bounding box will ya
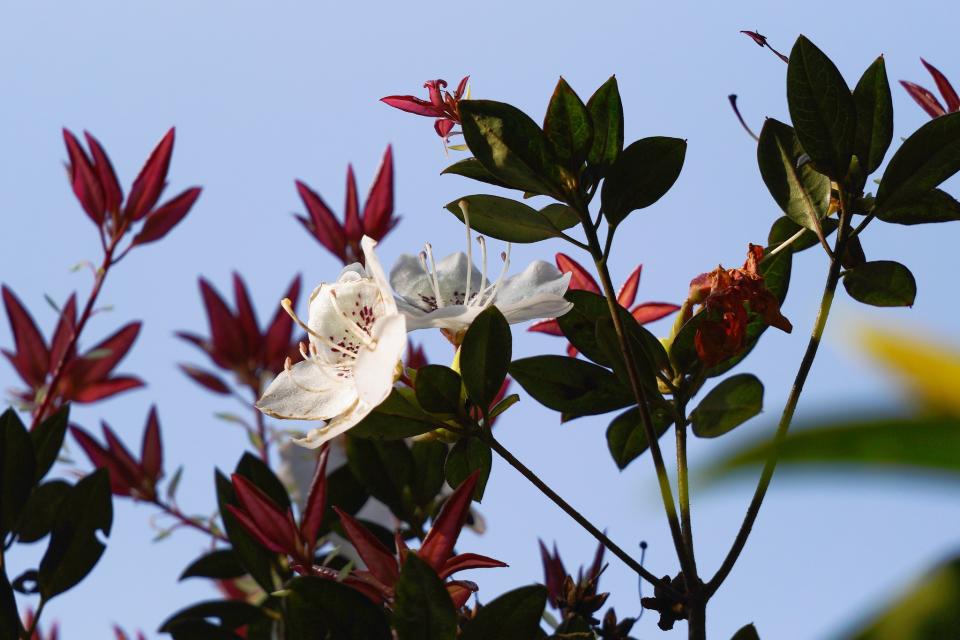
[707,191,852,596]
[675,404,696,579]
[480,430,680,598]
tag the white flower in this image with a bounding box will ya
[256,236,406,448]
[389,202,573,335]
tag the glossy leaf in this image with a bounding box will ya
[544,77,593,169]
[180,549,246,581]
[441,157,513,189]
[510,355,633,415]
[600,136,686,226]
[444,195,578,244]
[15,480,70,543]
[460,305,512,411]
[0,408,35,536]
[345,437,413,519]
[731,623,761,640]
[460,585,548,640]
[38,468,113,599]
[842,261,916,307]
[459,99,571,197]
[160,600,266,637]
[235,452,289,511]
[393,554,458,640]
[594,317,662,395]
[445,438,492,501]
[30,405,69,482]
[853,56,894,175]
[876,111,960,211]
[756,119,832,232]
[691,374,764,438]
[767,216,838,254]
[215,470,276,592]
[349,388,439,441]
[876,189,960,225]
[415,365,463,415]
[411,440,448,507]
[0,571,15,640]
[606,406,674,470]
[586,76,624,174]
[786,36,857,179]
[284,576,391,640]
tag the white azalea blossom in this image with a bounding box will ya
[256,236,406,449]
[389,202,573,335]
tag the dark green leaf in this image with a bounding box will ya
[756,119,832,231]
[586,76,624,174]
[15,480,71,543]
[509,355,633,415]
[842,260,916,307]
[445,438,492,501]
[38,468,113,599]
[160,600,267,636]
[600,137,686,226]
[606,406,674,470]
[180,549,247,581]
[853,56,893,175]
[460,585,548,640]
[284,576,391,640]
[411,440,448,507]
[215,470,276,592]
[459,99,572,197]
[786,35,857,179]
[731,623,761,640]
[441,157,513,189]
[876,189,960,225]
[460,305,512,410]
[594,318,659,394]
[445,195,578,244]
[767,216,838,254]
[876,111,960,211]
[30,405,69,482]
[544,77,593,169]
[393,554,458,640]
[350,388,439,441]
[717,416,960,475]
[760,245,793,305]
[691,374,764,438]
[346,437,413,519]
[0,570,17,640]
[415,365,463,415]
[0,408,36,535]
[849,555,960,639]
[235,452,289,510]
[321,464,369,533]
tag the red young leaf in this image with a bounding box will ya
[126,128,175,221]
[446,580,478,609]
[454,76,470,100]
[263,275,302,373]
[344,165,362,241]
[438,552,507,580]
[230,474,300,555]
[49,294,78,371]
[140,406,163,482]
[527,318,564,337]
[299,444,330,548]
[435,119,455,140]
[539,540,567,606]
[362,146,395,239]
[2,286,50,387]
[70,322,142,383]
[333,507,399,586]
[232,273,261,354]
[226,503,292,555]
[71,376,144,403]
[132,186,201,245]
[922,58,960,112]
[380,95,444,117]
[179,364,232,394]
[631,302,681,325]
[100,422,145,488]
[900,80,947,118]
[617,265,642,308]
[295,180,347,261]
[63,129,105,224]
[83,131,123,214]
[555,253,600,294]
[71,425,134,496]
[419,471,479,571]
[199,279,243,367]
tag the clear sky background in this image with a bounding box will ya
[2,1,959,638]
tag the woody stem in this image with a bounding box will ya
[150,497,229,543]
[479,430,680,598]
[706,189,852,597]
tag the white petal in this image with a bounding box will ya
[256,360,357,420]
[389,253,436,311]
[498,293,574,325]
[307,278,385,365]
[390,251,482,309]
[352,313,407,406]
[361,236,397,315]
[402,305,482,332]
[291,399,365,449]
[493,260,571,305]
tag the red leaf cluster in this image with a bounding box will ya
[333,471,506,608]
[901,58,960,118]
[529,253,680,356]
[687,245,792,367]
[295,147,398,265]
[382,77,469,142]
[539,539,605,609]
[71,407,164,500]
[63,128,201,246]
[177,274,302,394]
[2,287,143,413]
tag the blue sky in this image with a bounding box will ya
[2,1,959,637]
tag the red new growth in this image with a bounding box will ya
[382,77,469,143]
